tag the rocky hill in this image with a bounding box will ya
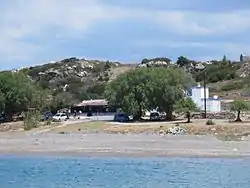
[10,56,250,102]
[25,57,133,84]
[11,57,134,102]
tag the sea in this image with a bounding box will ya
[0,156,249,188]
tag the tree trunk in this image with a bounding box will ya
[5,106,14,122]
[166,109,173,121]
[235,110,242,122]
[133,105,142,121]
[187,111,191,123]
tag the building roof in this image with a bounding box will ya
[76,99,108,107]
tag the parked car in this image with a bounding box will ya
[52,113,68,121]
[87,111,93,117]
[40,112,53,121]
[150,112,160,121]
[114,113,129,122]
[0,113,9,123]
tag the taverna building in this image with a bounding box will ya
[189,83,221,113]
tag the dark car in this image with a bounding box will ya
[114,113,129,122]
[40,112,53,121]
[87,111,93,117]
[0,113,9,123]
[150,112,160,121]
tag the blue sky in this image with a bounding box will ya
[1,0,250,70]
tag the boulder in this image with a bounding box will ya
[167,126,187,135]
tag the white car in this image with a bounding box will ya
[52,113,68,121]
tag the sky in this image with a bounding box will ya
[1,0,250,70]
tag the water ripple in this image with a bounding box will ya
[0,157,249,188]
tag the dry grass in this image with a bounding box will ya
[104,124,173,134]
[0,121,60,132]
[184,123,250,136]
[49,121,110,133]
[47,119,250,138]
[6,119,249,142]
[108,66,134,81]
[0,121,24,132]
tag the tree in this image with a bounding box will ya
[174,98,197,123]
[230,100,250,122]
[240,54,243,62]
[222,55,227,63]
[141,58,149,64]
[105,67,194,121]
[144,68,194,120]
[0,91,5,114]
[176,56,191,67]
[0,71,52,120]
[0,72,38,119]
[105,68,150,120]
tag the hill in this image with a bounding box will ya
[17,57,135,102]
[9,56,250,104]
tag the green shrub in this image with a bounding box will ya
[23,110,40,130]
[195,61,240,83]
[206,119,215,125]
[221,81,244,91]
[58,131,66,134]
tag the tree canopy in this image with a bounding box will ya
[0,71,66,120]
[0,72,43,118]
[105,67,194,120]
[174,98,197,123]
[230,100,250,122]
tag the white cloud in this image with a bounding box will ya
[0,0,127,62]
[147,9,250,35]
[0,0,250,65]
[133,39,250,61]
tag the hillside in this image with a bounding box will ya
[16,57,135,102]
[9,56,250,103]
[208,61,250,100]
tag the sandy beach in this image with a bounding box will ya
[1,119,250,158]
[1,132,250,158]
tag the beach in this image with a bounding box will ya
[1,131,250,158]
[1,119,250,158]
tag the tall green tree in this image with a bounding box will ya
[176,56,191,67]
[105,67,194,120]
[0,91,5,113]
[222,55,227,63]
[105,68,150,120]
[145,68,194,120]
[49,92,76,113]
[230,100,250,122]
[174,98,197,123]
[0,71,49,119]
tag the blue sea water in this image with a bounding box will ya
[0,156,249,188]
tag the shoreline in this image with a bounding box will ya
[1,150,250,159]
[1,133,250,158]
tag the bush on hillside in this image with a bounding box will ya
[221,81,245,91]
[194,61,240,83]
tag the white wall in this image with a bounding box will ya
[209,100,221,112]
[201,99,221,112]
[190,85,221,112]
[191,86,209,109]
[200,88,209,99]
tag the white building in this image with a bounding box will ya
[190,83,221,113]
